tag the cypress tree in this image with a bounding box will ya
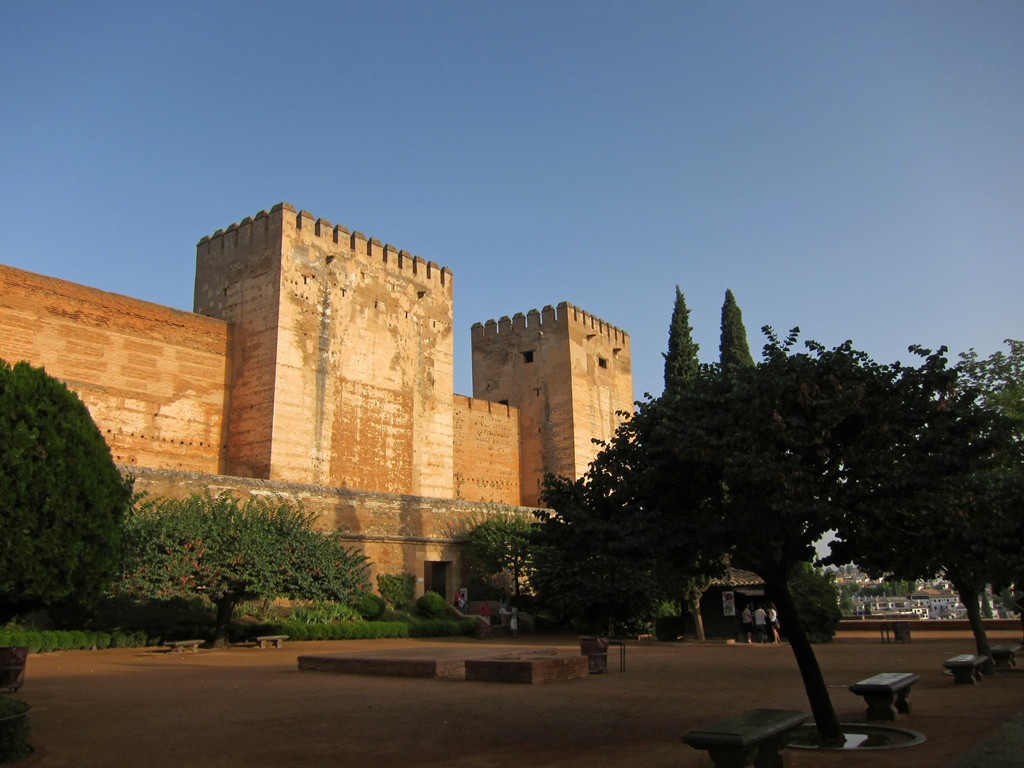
[719,289,755,369]
[663,286,699,398]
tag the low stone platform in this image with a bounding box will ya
[297,646,570,682]
[465,650,589,684]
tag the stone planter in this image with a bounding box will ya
[0,649,27,694]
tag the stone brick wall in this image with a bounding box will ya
[193,204,455,498]
[471,302,632,506]
[0,264,231,474]
[452,395,521,504]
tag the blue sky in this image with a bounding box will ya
[2,1,1021,400]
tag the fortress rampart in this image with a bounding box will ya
[1,201,632,599]
[0,264,231,474]
[472,301,630,349]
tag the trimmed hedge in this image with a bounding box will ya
[265,618,475,641]
[0,629,153,653]
[0,617,475,651]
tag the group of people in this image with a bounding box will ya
[741,602,781,644]
[453,590,518,637]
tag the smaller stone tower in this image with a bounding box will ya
[471,302,632,507]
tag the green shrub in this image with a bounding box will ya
[357,593,386,620]
[0,696,31,764]
[789,563,842,643]
[267,621,410,640]
[376,573,416,609]
[291,602,362,624]
[416,591,446,618]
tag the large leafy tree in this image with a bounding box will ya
[0,359,133,623]
[830,348,1024,666]
[464,506,535,600]
[117,488,369,646]
[652,330,900,741]
[719,289,755,369]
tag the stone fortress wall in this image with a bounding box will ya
[0,264,232,475]
[0,202,633,595]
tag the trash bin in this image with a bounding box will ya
[0,647,28,693]
[580,637,609,674]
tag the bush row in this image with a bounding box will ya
[264,618,474,641]
[0,618,475,651]
[0,629,153,653]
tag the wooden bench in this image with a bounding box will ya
[990,644,1021,670]
[166,639,204,655]
[943,654,985,685]
[848,672,919,721]
[681,708,808,768]
[256,635,289,649]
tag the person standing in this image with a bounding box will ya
[741,604,754,644]
[768,603,781,644]
[510,606,519,638]
[753,604,767,643]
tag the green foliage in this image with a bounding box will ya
[959,339,1024,431]
[376,573,416,609]
[788,564,842,643]
[464,506,535,599]
[116,488,370,645]
[357,593,386,620]
[290,601,363,624]
[0,695,31,764]
[663,286,699,398]
[0,359,134,623]
[0,629,150,652]
[262,618,472,640]
[268,620,410,641]
[719,289,755,369]
[416,591,446,618]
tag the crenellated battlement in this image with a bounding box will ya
[471,301,630,348]
[198,202,452,291]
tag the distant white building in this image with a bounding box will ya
[911,589,966,619]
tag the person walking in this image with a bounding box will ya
[510,606,519,638]
[753,604,767,643]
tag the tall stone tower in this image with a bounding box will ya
[193,203,454,498]
[471,302,633,507]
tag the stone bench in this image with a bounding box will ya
[166,639,204,655]
[848,672,919,721]
[681,708,807,768]
[943,654,986,685]
[990,644,1021,670]
[256,635,289,649]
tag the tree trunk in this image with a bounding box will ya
[768,581,844,743]
[690,596,706,641]
[212,596,238,648]
[951,577,993,674]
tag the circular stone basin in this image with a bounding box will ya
[789,723,926,751]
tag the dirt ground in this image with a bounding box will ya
[8,628,1024,767]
